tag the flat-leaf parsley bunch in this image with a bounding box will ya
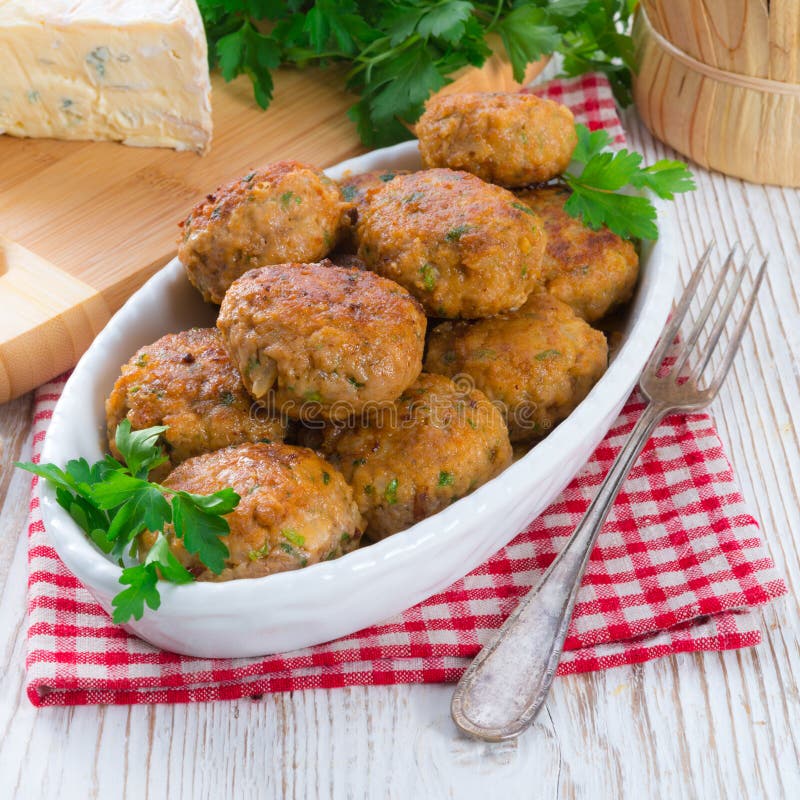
[197,0,638,146]
[17,422,240,623]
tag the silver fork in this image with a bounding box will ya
[450,242,768,742]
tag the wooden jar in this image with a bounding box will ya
[633,0,800,187]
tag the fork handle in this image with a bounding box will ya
[451,401,669,741]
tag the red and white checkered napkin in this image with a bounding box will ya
[26,75,786,706]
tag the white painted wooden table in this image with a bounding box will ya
[1,111,798,800]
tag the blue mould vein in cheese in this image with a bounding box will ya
[0,0,213,154]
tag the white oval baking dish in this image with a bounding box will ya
[39,141,677,657]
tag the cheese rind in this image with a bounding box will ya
[0,0,213,153]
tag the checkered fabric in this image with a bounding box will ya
[25,75,786,706]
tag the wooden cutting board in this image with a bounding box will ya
[0,51,545,403]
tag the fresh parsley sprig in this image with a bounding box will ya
[17,421,240,623]
[561,123,696,240]
[197,1,637,147]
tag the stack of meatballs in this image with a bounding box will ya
[105,91,639,582]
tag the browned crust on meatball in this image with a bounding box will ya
[320,373,512,541]
[424,294,608,442]
[416,92,577,187]
[356,168,546,318]
[515,185,639,322]
[217,262,427,419]
[177,160,351,304]
[105,328,286,479]
[140,442,364,581]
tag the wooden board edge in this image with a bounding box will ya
[0,237,111,402]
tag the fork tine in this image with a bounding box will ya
[643,240,716,376]
[704,256,768,397]
[670,245,738,378]
[689,253,751,382]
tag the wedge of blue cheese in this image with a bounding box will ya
[0,0,213,153]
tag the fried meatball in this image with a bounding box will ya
[106,328,286,478]
[425,294,608,442]
[217,262,426,419]
[140,443,364,581]
[416,92,577,187]
[320,373,512,541]
[178,160,350,303]
[356,169,546,318]
[515,186,639,321]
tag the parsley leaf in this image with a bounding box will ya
[571,123,613,164]
[369,41,446,125]
[182,487,240,515]
[631,160,697,200]
[144,533,196,585]
[216,20,280,108]
[562,123,694,240]
[547,0,594,17]
[112,563,161,623]
[111,531,196,623]
[495,6,561,83]
[575,149,645,192]
[304,0,374,55]
[557,0,637,105]
[107,484,173,547]
[17,462,78,494]
[384,2,473,47]
[172,492,233,575]
[563,182,659,241]
[114,419,167,479]
[89,472,151,508]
